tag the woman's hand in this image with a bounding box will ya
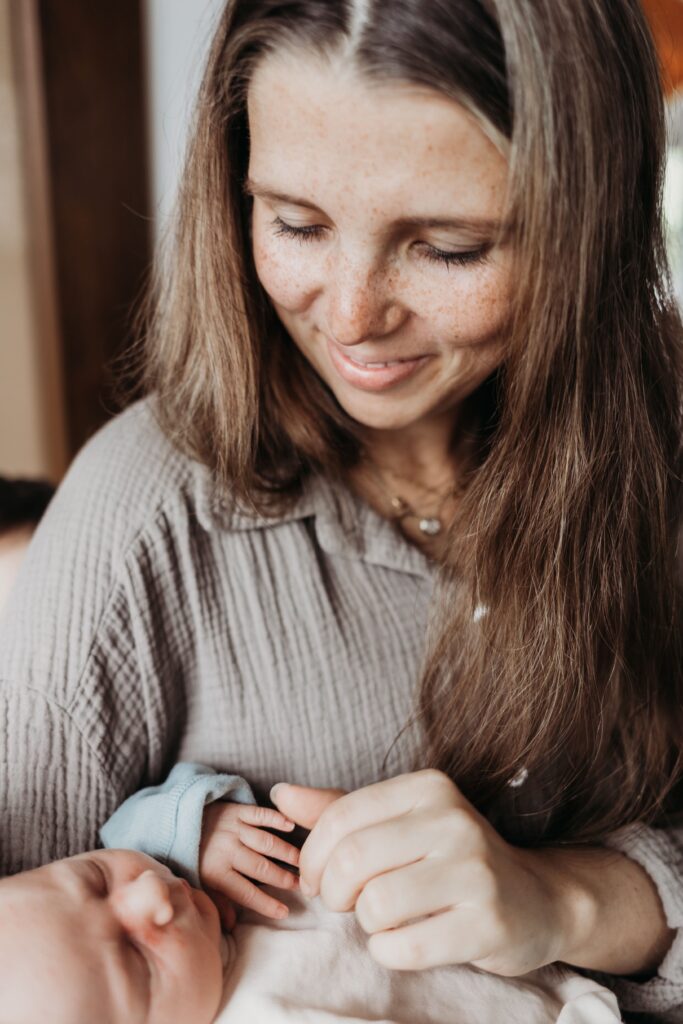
[274,771,675,979]
[271,770,575,976]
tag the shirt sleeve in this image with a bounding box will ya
[0,406,189,874]
[100,762,256,888]
[0,685,120,875]
[588,820,683,1020]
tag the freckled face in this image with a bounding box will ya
[247,53,513,434]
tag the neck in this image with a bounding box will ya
[357,405,476,490]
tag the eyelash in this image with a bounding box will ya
[270,217,489,269]
[89,860,109,896]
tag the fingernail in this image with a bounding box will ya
[270,783,286,801]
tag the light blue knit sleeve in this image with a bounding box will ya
[99,762,256,888]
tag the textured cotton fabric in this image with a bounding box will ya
[1,398,683,1020]
[100,761,255,888]
[215,886,622,1024]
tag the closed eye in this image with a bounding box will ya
[269,216,490,269]
[417,242,491,269]
[272,217,326,242]
[77,858,109,897]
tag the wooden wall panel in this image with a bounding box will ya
[34,0,151,455]
[5,0,67,479]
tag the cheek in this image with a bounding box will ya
[252,227,317,315]
[420,263,512,346]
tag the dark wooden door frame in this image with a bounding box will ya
[10,0,151,461]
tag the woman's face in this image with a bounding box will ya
[247,52,513,437]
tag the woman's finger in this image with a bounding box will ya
[270,784,347,830]
[354,855,485,935]
[318,807,482,912]
[299,770,461,896]
[219,870,290,919]
[233,845,300,892]
[368,904,489,971]
[238,822,300,867]
[236,804,295,832]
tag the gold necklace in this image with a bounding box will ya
[362,461,458,537]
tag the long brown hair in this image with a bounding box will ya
[139,0,683,845]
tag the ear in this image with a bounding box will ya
[270,784,346,830]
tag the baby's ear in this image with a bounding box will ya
[270,784,346,829]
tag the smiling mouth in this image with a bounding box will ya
[325,337,432,392]
[343,352,423,368]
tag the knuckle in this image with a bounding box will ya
[418,768,454,798]
[325,802,354,842]
[332,835,363,879]
[441,806,473,843]
[258,830,275,855]
[401,931,427,969]
[356,880,388,931]
[251,856,272,882]
[239,885,259,909]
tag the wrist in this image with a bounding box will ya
[522,846,599,967]
[524,844,675,975]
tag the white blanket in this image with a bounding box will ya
[214,887,622,1023]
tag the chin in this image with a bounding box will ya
[333,392,430,432]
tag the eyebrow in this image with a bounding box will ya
[243,178,505,234]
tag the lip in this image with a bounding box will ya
[326,338,431,392]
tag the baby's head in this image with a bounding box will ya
[0,849,224,1024]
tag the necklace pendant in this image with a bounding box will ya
[418,517,442,536]
[390,496,410,515]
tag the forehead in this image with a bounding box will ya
[247,51,508,216]
[0,875,116,1023]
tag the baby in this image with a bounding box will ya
[0,848,225,1024]
[0,765,301,1024]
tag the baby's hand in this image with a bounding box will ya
[199,802,300,926]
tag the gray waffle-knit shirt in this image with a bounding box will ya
[1,398,683,1020]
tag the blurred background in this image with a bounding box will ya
[0,0,682,486]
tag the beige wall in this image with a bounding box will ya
[0,0,65,480]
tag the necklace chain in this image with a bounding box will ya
[362,459,458,537]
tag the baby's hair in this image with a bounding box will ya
[0,477,55,532]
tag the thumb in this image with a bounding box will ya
[270,783,346,830]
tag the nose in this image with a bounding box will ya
[325,253,406,347]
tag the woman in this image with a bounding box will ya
[1,0,682,1018]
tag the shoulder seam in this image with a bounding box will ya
[0,682,120,807]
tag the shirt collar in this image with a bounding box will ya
[194,465,436,581]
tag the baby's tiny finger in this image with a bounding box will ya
[237,805,295,831]
[229,875,290,919]
[234,847,300,892]
[239,823,300,866]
